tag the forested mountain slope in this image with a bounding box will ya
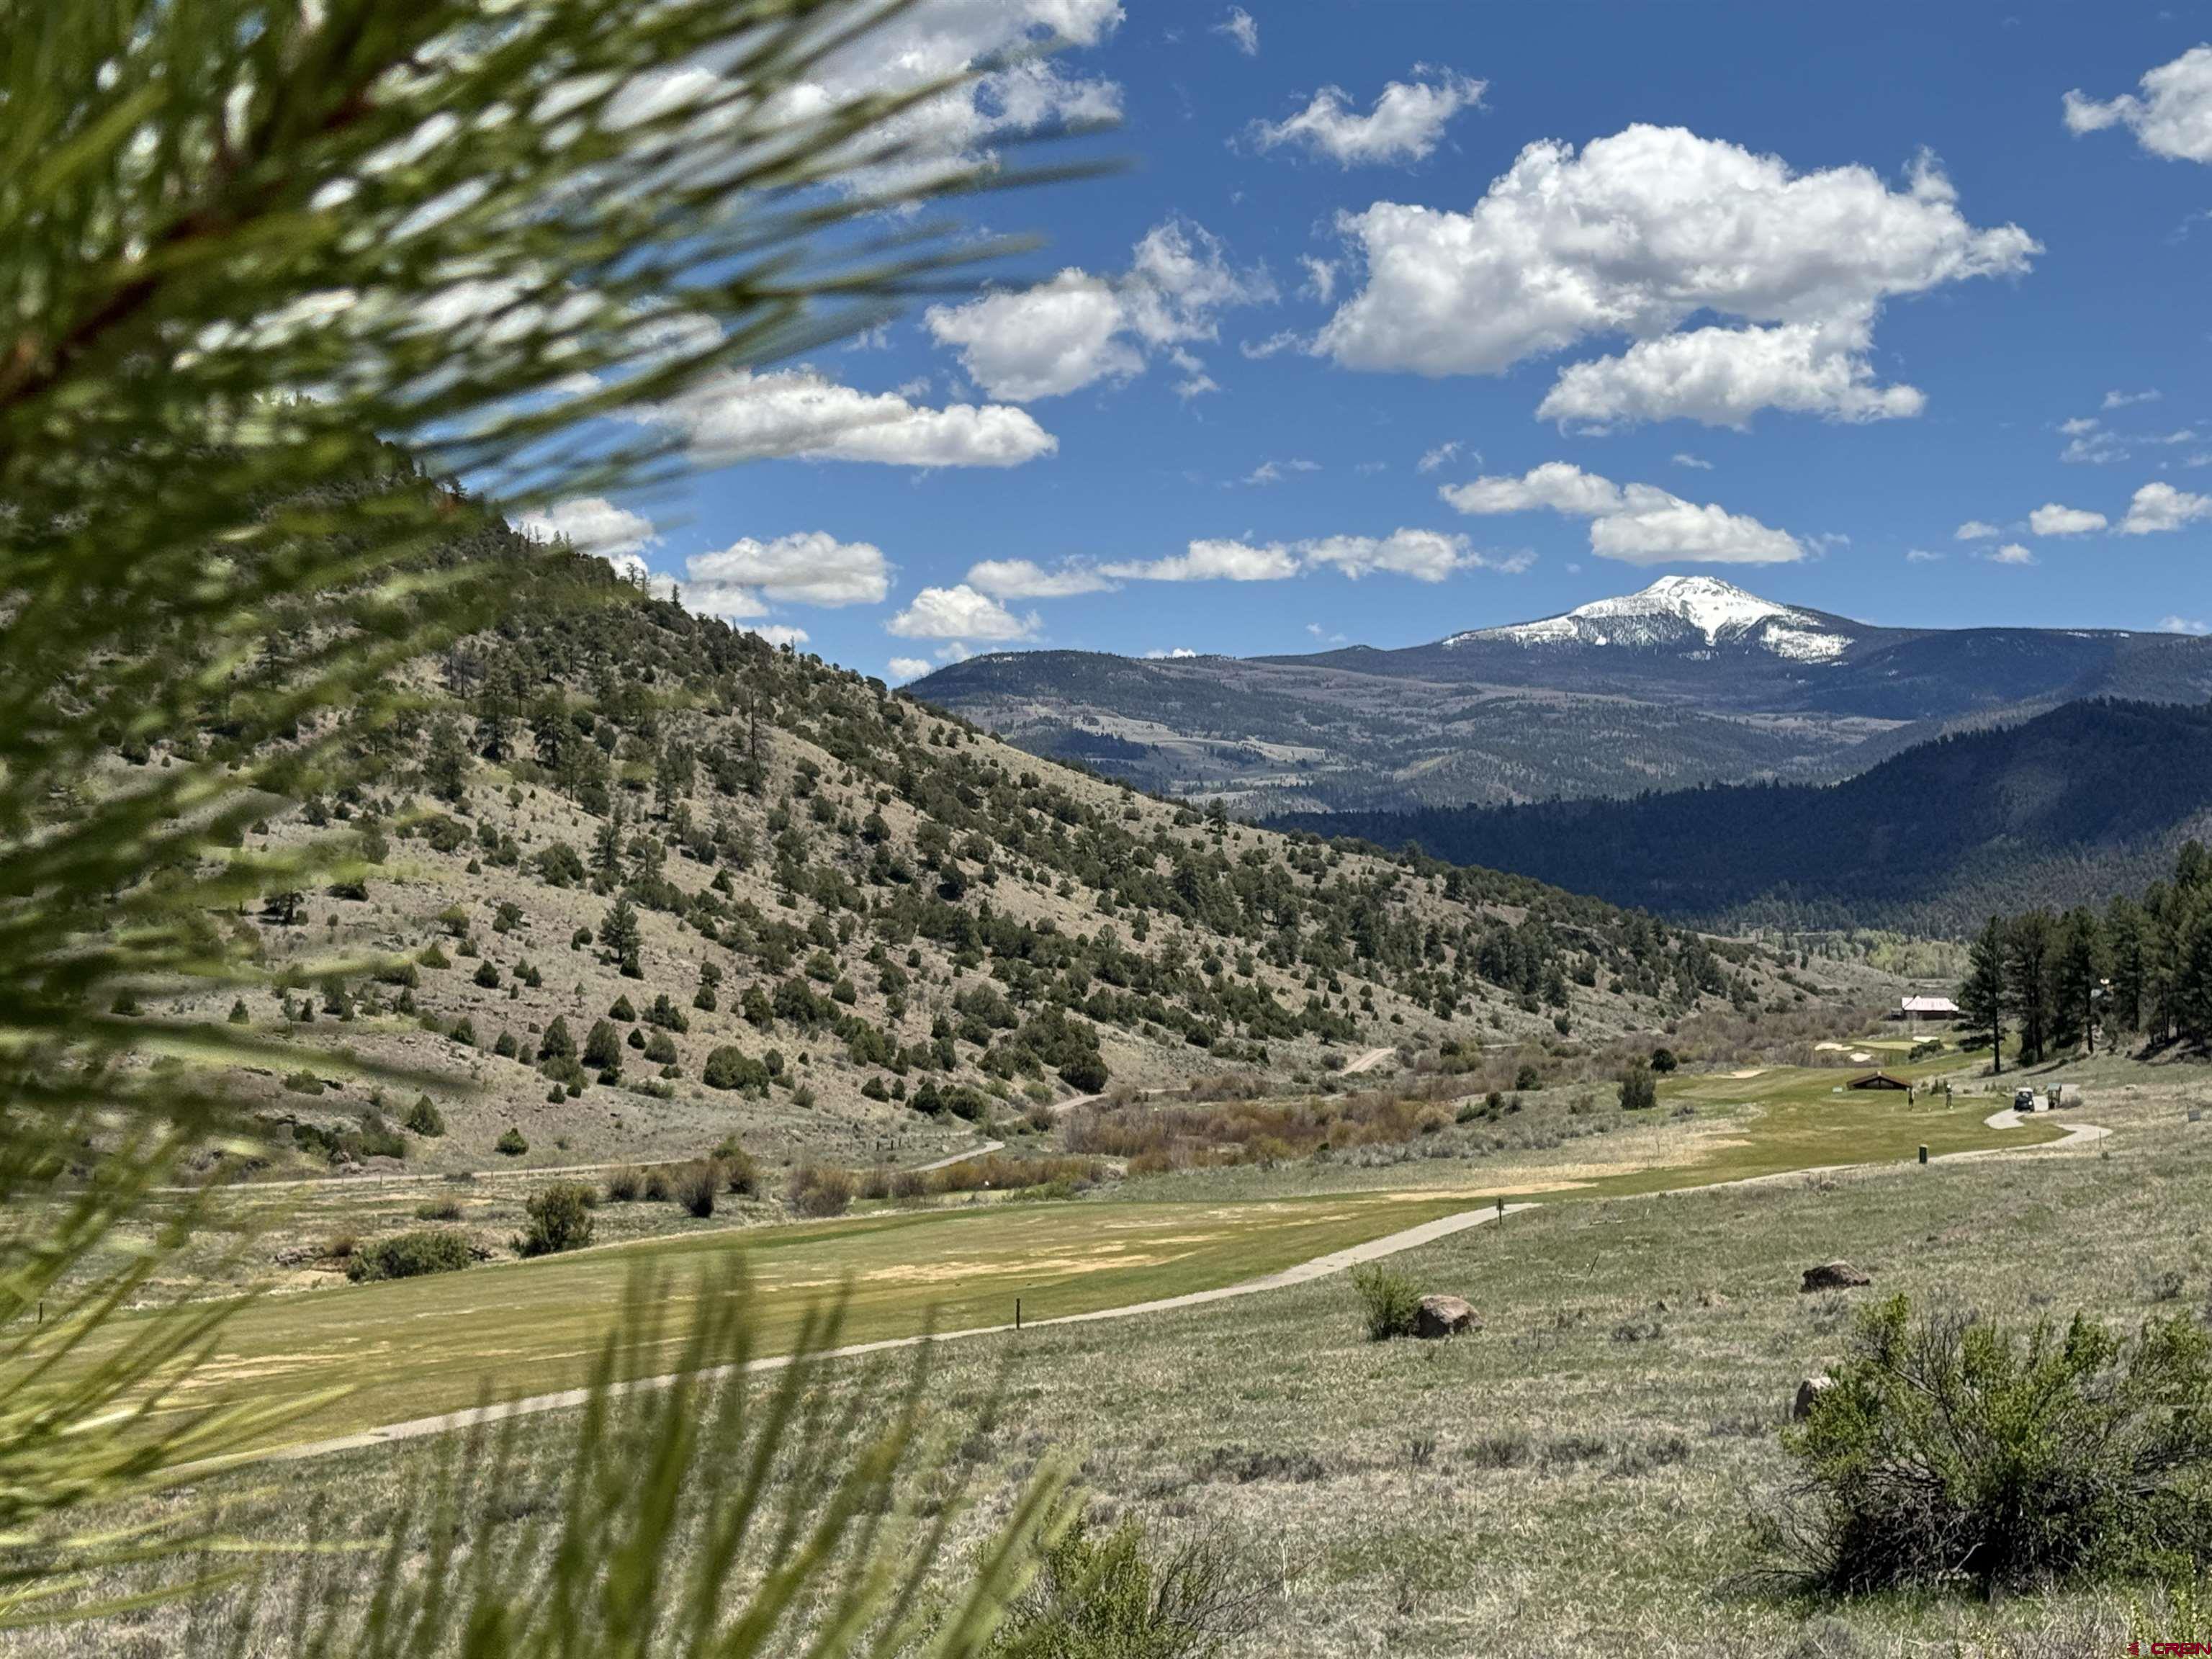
[162,518,1791,1176]
[1272,700,2212,937]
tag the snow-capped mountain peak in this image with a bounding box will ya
[1444,577,1851,662]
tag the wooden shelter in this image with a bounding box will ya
[1848,1071,1910,1091]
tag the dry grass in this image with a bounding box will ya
[19,1053,2207,1657]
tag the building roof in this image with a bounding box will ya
[1848,1071,1910,1089]
[1901,996,1960,1015]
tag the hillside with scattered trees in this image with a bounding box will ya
[169,515,1798,1175]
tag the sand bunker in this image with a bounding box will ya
[863,1251,1188,1285]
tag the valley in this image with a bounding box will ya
[16,5,2212,1655]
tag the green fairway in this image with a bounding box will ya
[149,1190,1484,1449]
[1574,1059,2065,1200]
[115,1064,2063,1456]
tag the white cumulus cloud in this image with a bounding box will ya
[1300,529,1501,581]
[2028,503,2108,536]
[963,558,1115,598]
[1954,519,2002,541]
[513,497,657,559]
[1985,543,2037,566]
[1318,125,2035,427]
[2121,480,2212,534]
[1101,539,1300,583]
[1252,68,1485,167]
[1104,529,1525,584]
[1537,318,1926,429]
[886,656,935,681]
[1440,462,1803,565]
[1213,6,1257,55]
[925,217,1272,400]
[886,584,1039,641]
[2066,47,2212,162]
[684,531,889,611]
[650,369,1056,467]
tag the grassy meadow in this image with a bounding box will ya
[96,1051,2059,1460]
[24,1051,2209,1658]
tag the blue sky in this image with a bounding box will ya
[518,1,2212,679]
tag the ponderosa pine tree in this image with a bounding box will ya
[0,0,1089,1642]
[2003,912,2056,1066]
[2051,907,2105,1058]
[1959,916,2008,1073]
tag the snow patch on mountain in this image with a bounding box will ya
[1445,575,1849,662]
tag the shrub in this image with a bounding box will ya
[1759,1295,2212,1596]
[1513,1062,1541,1092]
[604,1166,643,1202]
[404,1094,446,1136]
[1650,1046,1679,1074]
[1350,1264,1422,1341]
[283,1070,325,1096]
[537,1015,575,1062]
[583,1018,622,1069]
[348,1228,473,1282]
[702,1044,770,1094]
[496,1126,529,1156]
[672,1159,720,1218]
[644,1030,678,1064]
[993,1515,1264,1658]
[642,1165,673,1202]
[1617,1061,1658,1112]
[787,1163,855,1218]
[714,1140,763,1196]
[473,960,500,989]
[1057,1053,1110,1094]
[608,994,636,1022]
[228,997,251,1025]
[413,1197,462,1222]
[517,1182,597,1257]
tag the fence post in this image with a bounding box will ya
[1918,1145,1928,1165]
[1015,1296,1022,1331]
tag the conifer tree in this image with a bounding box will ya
[1959,916,2008,1073]
[0,0,1087,1638]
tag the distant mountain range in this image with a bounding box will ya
[1271,698,2212,936]
[912,577,2212,814]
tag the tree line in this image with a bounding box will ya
[1956,841,2212,1067]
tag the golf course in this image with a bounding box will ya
[125,1061,2064,1456]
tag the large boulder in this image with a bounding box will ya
[1792,1375,1836,1420]
[1801,1261,1872,1293]
[1413,1294,1480,1339]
